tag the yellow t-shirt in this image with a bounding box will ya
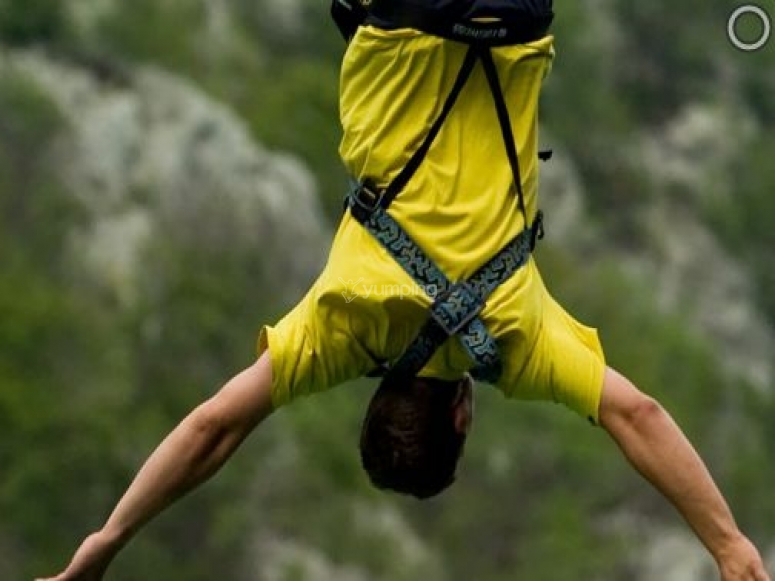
[259,27,605,422]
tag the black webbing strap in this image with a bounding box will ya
[378,45,479,212]
[477,45,529,225]
[368,45,531,229]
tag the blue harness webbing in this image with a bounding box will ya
[347,184,543,382]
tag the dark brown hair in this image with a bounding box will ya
[359,375,468,499]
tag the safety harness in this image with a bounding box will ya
[332,0,553,384]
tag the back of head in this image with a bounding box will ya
[359,374,469,499]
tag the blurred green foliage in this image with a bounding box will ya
[1,0,773,579]
[0,0,66,45]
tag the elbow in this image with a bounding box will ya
[599,373,666,436]
[619,394,664,431]
[186,401,227,453]
[601,392,667,446]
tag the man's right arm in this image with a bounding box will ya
[37,353,275,581]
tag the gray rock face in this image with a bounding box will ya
[632,102,773,390]
[1,48,330,307]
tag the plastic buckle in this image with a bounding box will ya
[349,181,384,221]
[430,281,484,337]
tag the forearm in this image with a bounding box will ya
[102,403,244,546]
[37,359,274,581]
[604,396,740,560]
[98,358,274,549]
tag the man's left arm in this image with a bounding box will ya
[598,367,770,581]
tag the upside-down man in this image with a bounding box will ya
[40,1,770,579]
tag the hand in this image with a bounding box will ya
[36,530,121,581]
[717,534,771,581]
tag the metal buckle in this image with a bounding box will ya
[430,281,484,336]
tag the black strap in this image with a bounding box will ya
[477,45,529,225]
[372,45,531,230]
[378,45,479,211]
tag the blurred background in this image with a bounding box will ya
[1,0,774,579]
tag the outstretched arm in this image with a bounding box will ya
[38,352,275,581]
[599,367,770,581]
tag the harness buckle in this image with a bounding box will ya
[430,281,485,337]
[349,180,384,221]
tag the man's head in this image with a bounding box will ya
[359,373,473,500]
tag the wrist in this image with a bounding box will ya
[98,522,132,552]
[711,530,748,563]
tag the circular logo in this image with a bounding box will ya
[728,5,772,52]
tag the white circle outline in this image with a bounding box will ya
[727,5,772,52]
